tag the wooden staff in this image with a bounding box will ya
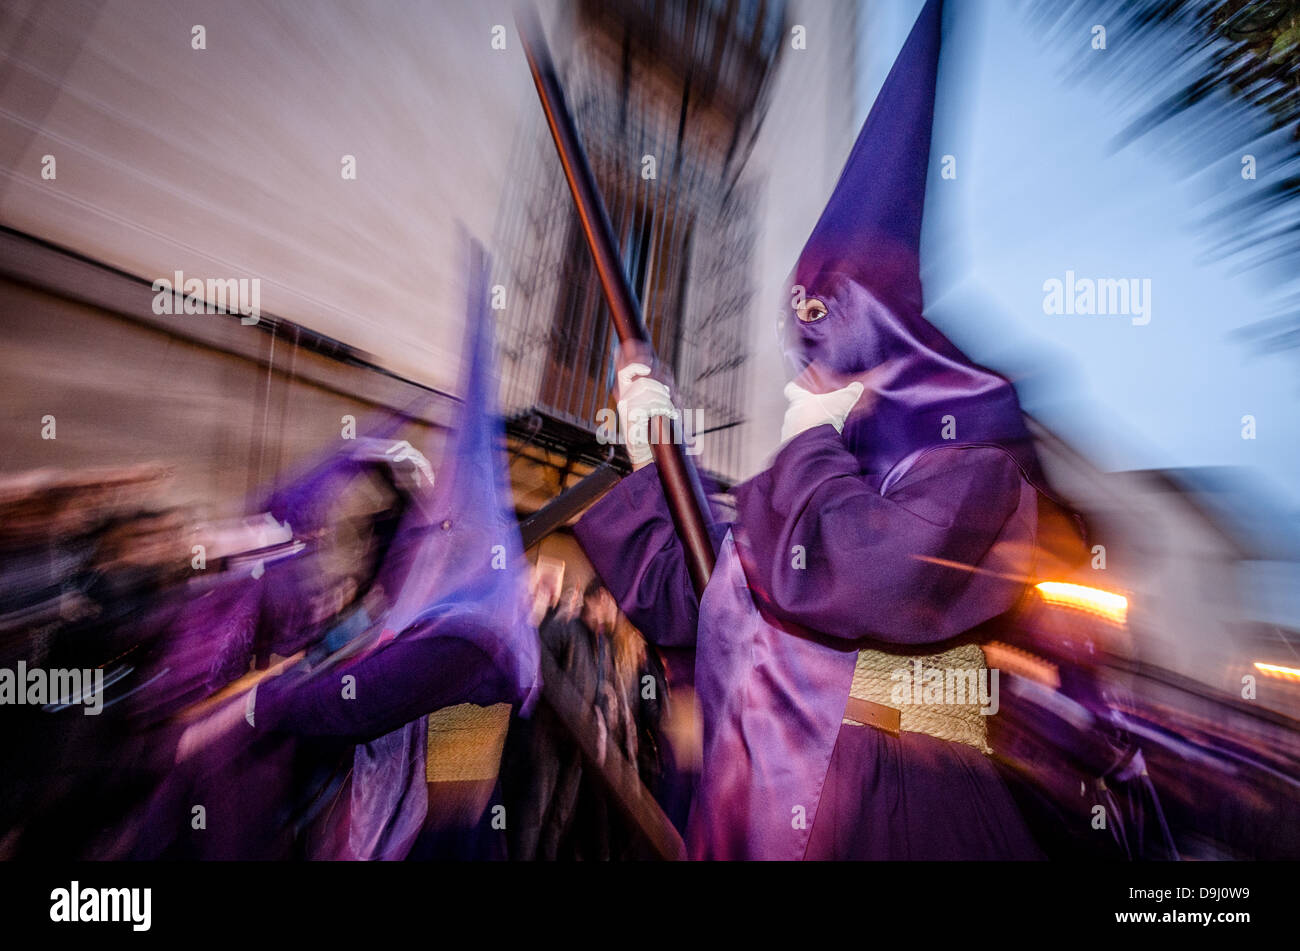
[516,5,715,596]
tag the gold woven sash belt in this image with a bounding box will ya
[425,702,512,783]
[842,642,992,754]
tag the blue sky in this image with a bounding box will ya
[856,0,1300,519]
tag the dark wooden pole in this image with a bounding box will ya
[516,5,715,596]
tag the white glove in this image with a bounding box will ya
[382,439,435,489]
[779,380,865,444]
[616,362,679,468]
[352,437,435,491]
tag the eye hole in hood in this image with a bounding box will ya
[795,298,829,323]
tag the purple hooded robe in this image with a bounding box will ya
[249,241,541,860]
[576,0,1046,860]
[131,242,540,861]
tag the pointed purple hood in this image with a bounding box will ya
[378,242,538,703]
[784,0,1042,488]
[341,238,540,861]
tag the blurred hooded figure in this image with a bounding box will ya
[576,0,1058,859]
[136,242,540,861]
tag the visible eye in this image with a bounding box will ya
[796,298,828,323]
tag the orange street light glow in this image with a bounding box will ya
[1035,581,1128,624]
[1253,662,1300,683]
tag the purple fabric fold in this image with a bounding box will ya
[688,531,856,859]
[733,427,1035,644]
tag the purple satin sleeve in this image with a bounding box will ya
[254,616,516,744]
[573,464,711,647]
[733,425,1032,645]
